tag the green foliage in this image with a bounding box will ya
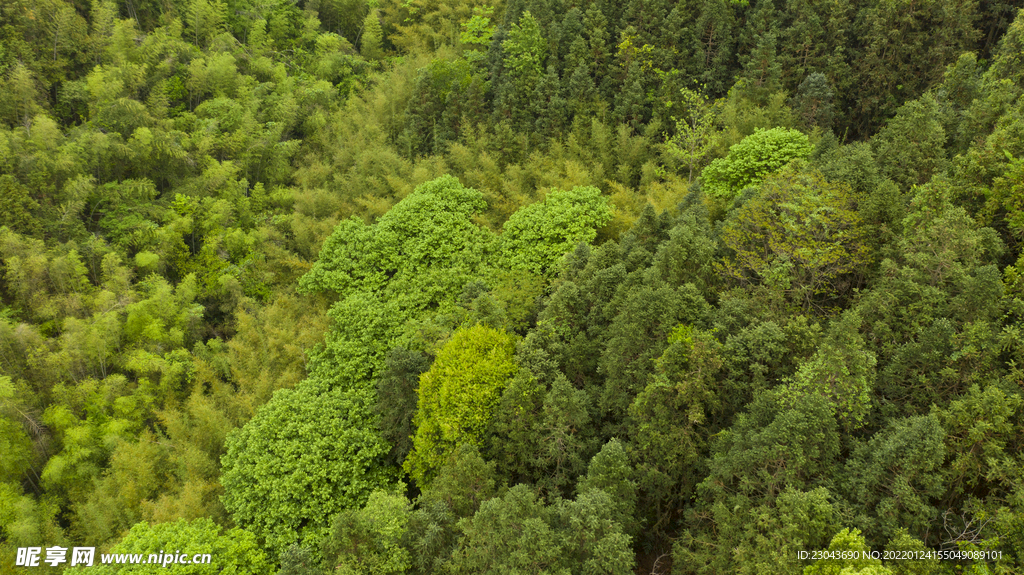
[884,531,941,575]
[678,486,837,575]
[854,179,1005,417]
[780,311,876,430]
[938,383,1023,501]
[220,382,393,557]
[677,393,840,574]
[405,324,517,486]
[460,7,495,48]
[3,1,1024,573]
[502,12,547,80]
[665,88,724,182]
[486,357,597,498]
[449,484,634,575]
[375,347,432,467]
[0,376,34,476]
[299,175,495,300]
[576,438,638,536]
[842,415,947,545]
[872,95,948,190]
[803,528,893,575]
[360,10,384,60]
[322,487,412,575]
[77,518,272,574]
[720,168,870,312]
[500,186,611,275]
[701,127,813,199]
[419,443,499,519]
[0,177,41,236]
[848,0,979,131]
[628,324,721,534]
[792,73,836,131]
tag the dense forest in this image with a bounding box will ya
[2,0,1024,572]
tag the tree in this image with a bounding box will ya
[871,94,948,190]
[500,186,611,275]
[375,347,432,467]
[76,518,272,574]
[984,154,1024,250]
[486,336,598,497]
[720,167,871,312]
[404,324,518,486]
[937,383,1024,505]
[700,127,813,199]
[628,324,722,536]
[803,528,894,575]
[665,88,724,183]
[0,177,41,236]
[647,206,720,299]
[502,12,547,81]
[448,484,634,575]
[853,179,1005,417]
[496,11,548,130]
[460,7,495,49]
[577,438,638,537]
[848,0,980,133]
[419,443,499,519]
[360,10,384,60]
[0,377,35,487]
[842,415,947,546]
[297,175,499,390]
[322,487,413,575]
[299,175,497,306]
[396,445,500,575]
[792,72,836,131]
[3,64,42,128]
[185,0,228,49]
[676,393,841,575]
[599,283,712,435]
[779,310,876,430]
[219,381,394,557]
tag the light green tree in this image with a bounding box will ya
[666,88,724,182]
[502,12,547,80]
[404,324,518,486]
[500,186,611,275]
[73,518,272,574]
[701,127,813,199]
[803,528,894,575]
[361,10,384,60]
[220,382,393,557]
[460,6,495,49]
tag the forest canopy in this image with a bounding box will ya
[2,0,1024,573]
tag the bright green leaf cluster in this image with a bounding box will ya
[701,127,813,199]
[803,528,893,575]
[220,383,394,557]
[73,518,272,575]
[500,186,611,275]
[405,324,518,485]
